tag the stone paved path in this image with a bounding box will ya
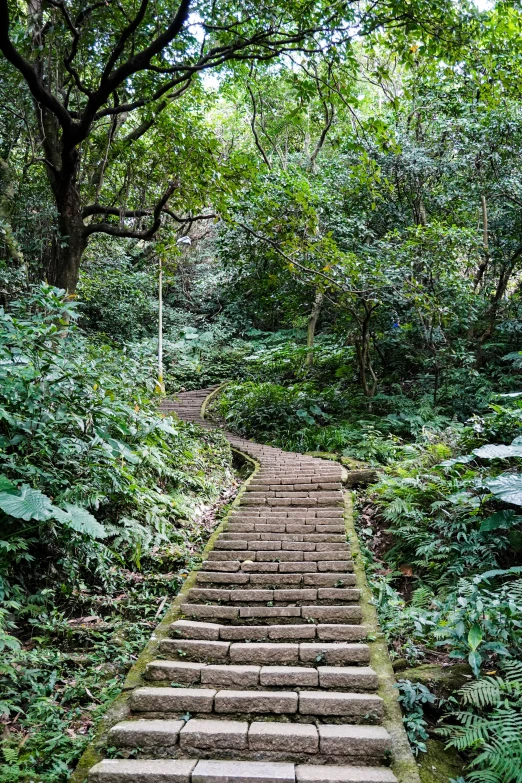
[88,387,397,783]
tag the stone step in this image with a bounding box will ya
[218,534,348,544]
[146,660,378,690]
[196,572,357,588]
[205,553,354,567]
[159,639,371,665]
[169,620,368,642]
[224,524,346,534]
[109,718,391,761]
[130,687,383,720]
[89,758,397,783]
[180,603,363,624]
[185,587,361,604]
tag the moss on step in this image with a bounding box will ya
[340,457,371,469]
[418,739,465,782]
[304,451,340,461]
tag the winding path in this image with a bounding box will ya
[87,387,399,783]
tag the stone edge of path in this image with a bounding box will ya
[343,494,421,783]
[71,385,421,783]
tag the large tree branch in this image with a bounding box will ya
[247,85,271,168]
[101,0,151,80]
[0,0,72,133]
[77,0,191,139]
[82,180,179,238]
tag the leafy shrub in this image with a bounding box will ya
[0,284,233,609]
[396,679,437,755]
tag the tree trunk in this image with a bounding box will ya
[306,290,324,366]
[47,154,87,294]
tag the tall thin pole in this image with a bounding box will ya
[157,256,164,393]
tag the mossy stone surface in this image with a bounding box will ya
[340,456,371,469]
[418,739,464,782]
[304,451,340,461]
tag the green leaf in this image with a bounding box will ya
[0,475,17,493]
[0,486,54,521]
[485,474,522,506]
[50,504,107,539]
[468,624,483,652]
[468,650,482,677]
[480,510,518,532]
[473,444,522,459]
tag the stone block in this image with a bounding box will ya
[299,691,383,718]
[316,625,368,642]
[202,561,241,572]
[109,719,184,748]
[192,759,296,783]
[318,725,391,757]
[282,542,316,551]
[180,718,248,750]
[214,689,298,714]
[303,574,356,587]
[201,664,260,688]
[299,643,370,665]
[215,540,250,550]
[241,562,279,573]
[130,687,216,714]
[188,588,230,602]
[268,625,316,641]
[317,562,353,572]
[317,589,360,602]
[146,660,204,683]
[273,589,316,602]
[249,574,302,587]
[239,606,301,619]
[260,665,318,687]
[229,589,273,602]
[295,765,397,783]
[197,572,250,584]
[219,626,270,641]
[181,604,239,621]
[301,606,362,623]
[159,639,230,663]
[169,620,221,641]
[230,642,299,665]
[88,758,197,782]
[318,667,378,690]
[249,721,318,753]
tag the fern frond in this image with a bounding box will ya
[459,677,504,708]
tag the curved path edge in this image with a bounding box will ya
[71,387,420,783]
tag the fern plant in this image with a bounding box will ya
[440,662,522,783]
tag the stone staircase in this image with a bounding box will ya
[87,387,400,783]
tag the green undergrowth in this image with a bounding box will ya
[0,285,237,782]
